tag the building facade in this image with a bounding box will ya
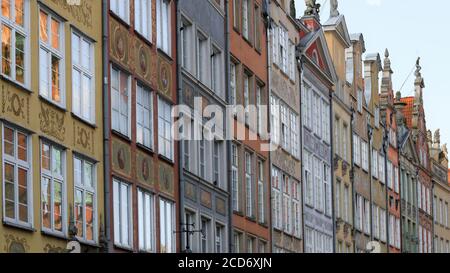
[323,8,353,253]
[299,10,336,253]
[395,93,420,253]
[177,0,229,253]
[399,59,433,253]
[429,130,450,253]
[105,0,179,253]
[268,0,303,253]
[0,0,104,252]
[379,50,401,252]
[229,0,271,253]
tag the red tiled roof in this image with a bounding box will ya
[401,97,414,128]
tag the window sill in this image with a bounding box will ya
[114,243,134,252]
[158,154,175,166]
[3,220,35,232]
[134,31,153,47]
[136,143,154,155]
[71,113,97,129]
[233,210,244,217]
[109,12,131,29]
[76,238,101,248]
[245,216,257,223]
[0,75,32,93]
[111,130,132,143]
[157,48,173,62]
[39,95,67,112]
[41,229,69,240]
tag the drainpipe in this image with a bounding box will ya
[264,6,273,254]
[102,0,111,252]
[350,108,356,252]
[298,52,306,253]
[368,124,374,243]
[383,126,390,253]
[175,0,185,252]
[330,91,336,253]
[224,0,233,254]
[431,180,435,253]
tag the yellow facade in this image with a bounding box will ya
[0,0,103,253]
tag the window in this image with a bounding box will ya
[283,174,291,233]
[345,50,353,84]
[215,224,224,253]
[357,89,363,113]
[230,62,237,106]
[245,152,253,217]
[336,180,341,219]
[3,126,31,226]
[312,94,321,137]
[233,0,240,29]
[272,24,279,65]
[233,231,242,253]
[232,143,239,211]
[180,17,193,71]
[290,111,299,158]
[445,202,448,227]
[374,106,380,128]
[200,217,211,253]
[365,199,370,234]
[211,46,222,94]
[256,85,262,135]
[378,153,385,184]
[113,179,132,248]
[158,97,173,160]
[74,156,96,242]
[387,161,393,189]
[342,124,348,161]
[289,40,296,80]
[199,134,206,179]
[72,31,94,123]
[304,151,313,206]
[322,101,330,143]
[258,241,266,253]
[324,164,331,216]
[394,166,399,193]
[257,160,264,223]
[270,96,280,145]
[41,142,65,234]
[213,141,222,186]
[254,4,261,50]
[344,185,350,223]
[136,84,153,148]
[243,73,250,124]
[246,236,255,253]
[111,66,131,136]
[302,84,312,129]
[110,0,130,23]
[293,179,301,238]
[196,31,208,83]
[0,0,28,85]
[138,189,155,252]
[272,167,282,229]
[160,198,175,253]
[242,0,250,40]
[156,0,171,55]
[353,134,360,166]
[134,0,151,40]
[280,103,290,151]
[361,140,368,171]
[372,149,378,178]
[279,26,288,73]
[39,9,64,106]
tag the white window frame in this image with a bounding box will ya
[134,0,151,41]
[71,30,95,123]
[137,188,155,252]
[245,151,253,217]
[159,198,176,253]
[41,141,66,235]
[0,0,30,87]
[158,96,174,160]
[136,83,153,149]
[39,7,65,107]
[113,178,133,248]
[110,0,130,23]
[111,65,131,137]
[156,0,171,56]
[74,155,97,243]
[2,125,33,227]
[232,143,239,211]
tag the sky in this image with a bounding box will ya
[295,0,450,147]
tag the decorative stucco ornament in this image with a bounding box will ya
[305,0,321,16]
[415,57,422,77]
[330,0,339,17]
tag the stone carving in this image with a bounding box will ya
[200,189,212,209]
[74,122,94,153]
[112,138,131,177]
[434,129,441,146]
[158,56,172,98]
[39,103,66,141]
[2,86,29,123]
[44,244,65,253]
[4,234,29,253]
[304,0,320,16]
[216,197,226,215]
[51,0,92,28]
[136,151,154,186]
[185,182,197,201]
[415,57,421,77]
[330,0,339,17]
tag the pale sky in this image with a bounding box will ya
[295,0,450,147]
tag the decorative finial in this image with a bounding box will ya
[385,48,389,58]
[415,57,422,77]
[305,0,321,16]
[427,130,433,143]
[443,144,448,155]
[435,129,441,146]
[330,0,339,17]
[396,91,401,101]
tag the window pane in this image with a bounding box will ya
[2,25,12,77]
[138,191,144,250]
[75,189,83,238]
[74,157,82,185]
[5,163,15,219]
[51,55,61,103]
[72,33,80,66]
[15,33,25,83]
[51,18,59,50]
[2,0,11,18]
[86,192,94,241]
[18,167,28,222]
[113,181,119,243]
[39,11,48,42]
[39,49,49,97]
[84,161,93,188]
[120,183,129,245]
[41,177,51,229]
[4,127,14,156]
[54,181,63,231]
[52,147,62,175]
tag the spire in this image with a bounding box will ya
[383,48,392,73]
